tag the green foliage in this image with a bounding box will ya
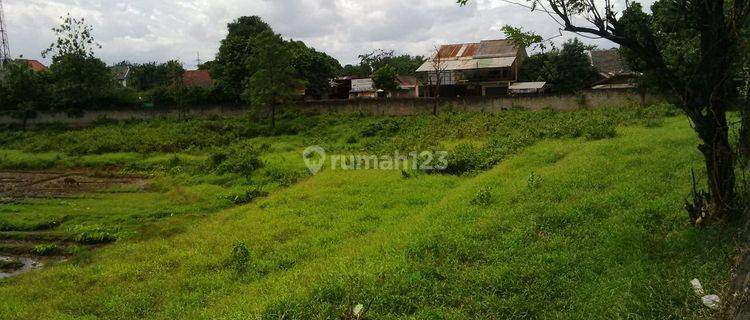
[501,25,546,51]
[42,14,101,60]
[519,38,599,93]
[470,186,493,206]
[212,16,274,102]
[287,40,341,98]
[342,49,425,77]
[230,241,251,273]
[372,64,399,92]
[222,187,269,205]
[74,227,118,244]
[32,244,60,256]
[243,31,304,126]
[208,142,264,176]
[0,61,52,125]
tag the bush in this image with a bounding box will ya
[230,241,251,273]
[208,142,264,176]
[470,186,493,206]
[442,143,484,175]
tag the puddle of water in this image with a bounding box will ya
[0,256,43,279]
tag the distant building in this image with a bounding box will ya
[183,70,213,88]
[349,78,377,99]
[416,39,527,97]
[18,59,47,72]
[394,76,418,98]
[588,49,638,90]
[509,82,548,95]
[109,65,131,87]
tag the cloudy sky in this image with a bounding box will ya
[6,0,640,69]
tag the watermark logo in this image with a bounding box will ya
[303,146,449,174]
[303,146,327,174]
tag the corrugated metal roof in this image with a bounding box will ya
[509,82,547,90]
[475,39,518,58]
[416,57,516,72]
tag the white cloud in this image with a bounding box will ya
[4,0,643,69]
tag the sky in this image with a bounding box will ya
[5,0,641,69]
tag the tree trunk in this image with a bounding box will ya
[697,118,736,218]
[270,103,276,130]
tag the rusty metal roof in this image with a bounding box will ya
[418,39,522,72]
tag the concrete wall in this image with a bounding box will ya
[0,91,661,128]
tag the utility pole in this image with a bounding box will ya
[0,0,11,69]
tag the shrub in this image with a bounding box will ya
[208,142,264,176]
[230,241,250,273]
[223,188,269,205]
[442,143,484,175]
[74,227,118,244]
[470,186,493,206]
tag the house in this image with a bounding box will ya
[394,76,418,98]
[588,49,638,90]
[183,70,213,88]
[416,39,527,97]
[18,59,47,72]
[509,82,548,95]
[349,78,378,99]
[109,65,131,87]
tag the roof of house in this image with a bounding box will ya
[396,75,417,88]
[183,70,213,87]
[16,59,47,72]
[589,49,632,77]
[109,66,130,81]
[417,39,523,72]
[509,82,547,90]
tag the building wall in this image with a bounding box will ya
[0,91,663,128]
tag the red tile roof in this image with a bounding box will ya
[183,70,213,88]
[17,59,47,72]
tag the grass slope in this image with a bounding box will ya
[0,117,734,319]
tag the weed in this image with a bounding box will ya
[527,172,542,190]
[32,244,59,256]
[230,241,250,273]
[470,186,494,206]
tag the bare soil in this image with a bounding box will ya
[0,170,147,202]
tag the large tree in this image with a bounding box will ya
[243,31,303,129]
[287,40,341,99]
[459,0,750,220]
[42,14,111,112]
[212,16,273,102]
[0,61,52,129]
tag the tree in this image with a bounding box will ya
[287,40,341,99]
[459,0,750,220]
[372,64,399,94]
[341,50,425,77]
[501,25,547,52]
[517,39,598,93]
[242,31,303,129]
[43,14,111,112]
[425,45,448,115]
[212,16,273,102]
[0,61,52,129]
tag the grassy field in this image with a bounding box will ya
[0,107,737,319]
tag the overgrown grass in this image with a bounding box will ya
[0,114,734,319]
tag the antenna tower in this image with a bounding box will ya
[0,0,11,68]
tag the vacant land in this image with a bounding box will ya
[0,107,737,319]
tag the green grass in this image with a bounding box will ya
[0,116,734,319]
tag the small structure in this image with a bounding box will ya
[109,65,131,87]
[589,49,637,90]
[509,82,547,95]
[394,75,418,98]
[183,70,213,88]
[416,39,527,97]
[349,78,377,99]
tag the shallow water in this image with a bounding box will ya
[0,256,43,279]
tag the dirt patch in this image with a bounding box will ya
[0,170,147,202]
